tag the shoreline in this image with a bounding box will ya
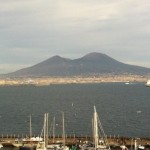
[0,75,149,86]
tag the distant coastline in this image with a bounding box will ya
[0,74,149,86]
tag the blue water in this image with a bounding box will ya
[0,83,149,138]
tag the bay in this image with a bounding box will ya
[0,83,149,138]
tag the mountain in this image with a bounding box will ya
[3,52,150,77]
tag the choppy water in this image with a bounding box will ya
[0,83,149,138]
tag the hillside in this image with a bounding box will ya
[2,52,150,77]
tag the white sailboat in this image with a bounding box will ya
[81,106,110,150]
[61,112,69,150]
[47,112,69,150]
[36,113,47,150]
[93,106,110,150]
[13,115,42,148]
[47,117,60,149]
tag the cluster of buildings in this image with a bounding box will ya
[0,75,149,86]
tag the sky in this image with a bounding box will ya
[0,0,150,74]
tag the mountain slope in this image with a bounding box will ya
[3,52,150,77]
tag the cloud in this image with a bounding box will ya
[0,0,150,73]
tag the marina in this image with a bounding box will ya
[0,106,150,150]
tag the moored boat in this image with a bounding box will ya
[138,145,145,150]
[36,114,47,150]
[14,116,42,149]
[146,80,150,87]
[120,145,128,150]
[0,144,3,149]
[46,112,69,150]
[80,106,110,150]
[12,137,43,148]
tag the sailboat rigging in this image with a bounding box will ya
[81,106,110,150]
[36,113,47,150]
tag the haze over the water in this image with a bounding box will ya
[0,0,150,74]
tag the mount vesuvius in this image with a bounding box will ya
[3,52,150,77]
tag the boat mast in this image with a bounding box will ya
[53,117,55,143]
[30,115,32,138]
[93,106,98,150]
[46,113,49,147]
[92,117,94,145]
[134,140,137,150]
[62,112,65,147]
[44,113,47,149]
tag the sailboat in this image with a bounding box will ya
[81,106,110,150]
[13,115,42,148]
[93,106,110,150]
[47,112,69,150]
[19,115,41,150]
[36,113,48,150]
[61,112,69,150]
[47,116,60,150]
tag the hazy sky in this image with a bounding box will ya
[0,0,150,73]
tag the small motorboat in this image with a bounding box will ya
[146,80,150,87]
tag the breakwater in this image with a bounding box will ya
[1,136,150,147]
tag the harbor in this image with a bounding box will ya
[0,109,150,150]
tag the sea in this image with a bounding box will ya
[0,82,150,139]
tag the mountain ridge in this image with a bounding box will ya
[2,52,150,77]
